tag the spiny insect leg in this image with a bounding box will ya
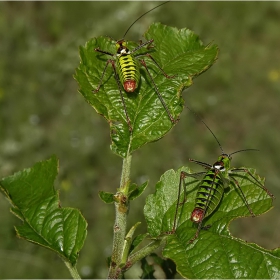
[189,219,205,244]
[144,53,175,79]
[140,59,179,124]
[93,59,111,93]
[93,48,115,93]
[231,168,275,199]
[130,39,154,53]
[95,47,114,56]
[189,158,212,169]
[167,171,188,235]
[137,39,154,50]
[229,174,255,217]
[189,222,211,243]
[134,49,175,79]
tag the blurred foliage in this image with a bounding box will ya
[0,1,280,278]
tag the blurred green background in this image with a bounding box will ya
[1,1,280,278]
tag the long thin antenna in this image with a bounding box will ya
[186,105,224,154]
[187,106,260,157]
[122,1,170,39]
[230,149,259,157]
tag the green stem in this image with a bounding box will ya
[124,238,165,272]
[121,222,141,266]
[108,154,132,279]
[119,154,132,193]
[63,260,81,279]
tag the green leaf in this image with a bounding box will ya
[99,190,115,204]
[0,155,87,266]
[128,181,148,201]
[74,22,218,158]
[144,166,280,278]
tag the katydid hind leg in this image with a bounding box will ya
[231,168,275,199]
[93,59,112,93]
[144,53,175,79]
[189,218,205,244]
[93,48,115,93]
[168,171,188,234]
[230,174,255,217]
[140,59,179,124]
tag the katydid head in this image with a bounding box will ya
[214,154,232,172]
[214,150,260,173]
[116,40,129,54]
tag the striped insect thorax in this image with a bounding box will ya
[116,40,140,93]
[191,160,226,223]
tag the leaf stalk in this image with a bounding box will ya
[63,260,81,279]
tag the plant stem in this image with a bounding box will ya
[108,154,132,279]
[120,154,132,193]
[64,260,81,279]
[126,238,164,269]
